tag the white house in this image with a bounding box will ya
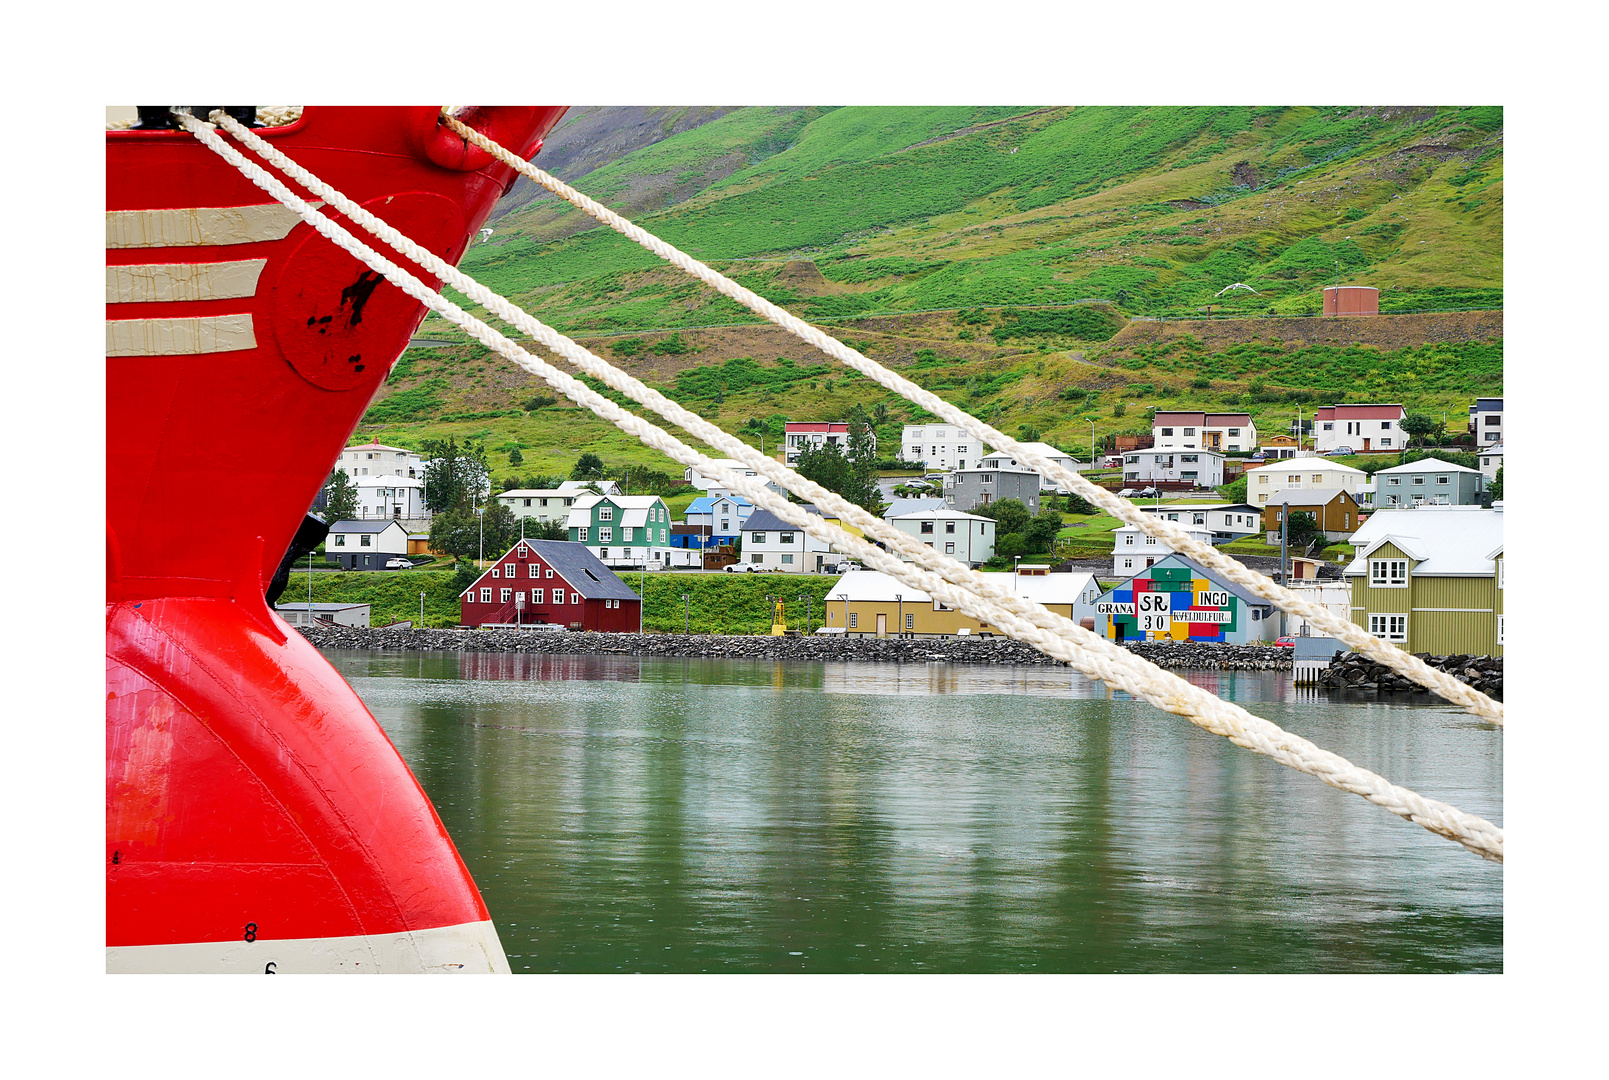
[1121,449,1225,488]
[1151,412,1258,453]
[738,505,848,573]
[336,440,424,480]
[887,508,996,567]
[275,602,371,628]
[978,443,1085,492]
[1110,523,1213,576]
[682,458,785,499]
[352,474,428,521]
[784,421,874,466]
[1140,503,1262,543]
[1247,457,1366,505]
[882,496,950,520]
[325,520,410,570]
[685,494,756,542]
[1372,459,1488,507]
[1477,444,1504,482]
[498,488,581,524]
[1469,397,1503,445]
[1312,403,1407,453]
[901,424,988,472]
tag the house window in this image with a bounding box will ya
[752,533,766,544]
[1160,427,1174,436]
[551,590,563,604]
[523,499,531,507]
[505,563,515,576]
[491,567,500,578]
[1181,454,1198,463]
[945,521,956,534]
[334,535,346,546]
[501,588,512,603]
[1381,422,1392,430]
[1388,477,1400,486]
[529,565,539,578]
[1498,561,1504,589]
[1124,535,1134,546]
[599,507,613,521]
[1369,559,1409,586]
[1436,475,1450,485]
[1380,439,1392,447]
[571,593,580,605]
[1412,476,1425,486]
[578,527,589,541]
[981,474,992,484]
[849,613,858,628]
[532,589,544,604]
[1287,475,1300,484]
[1183,428,1196,436]
[1259,475,1269,485]
[1228,428,1240,437]
[480,588,492,603]
[546,568,553,578]
[1123,558,1133,569]
[360,534,372,546]
[1312,475,1322,484]
[1323,422,1333,431]
[622,527,633,541]
[751,553,763,563]
[1144,536,1157,546]
[782,554,794,564]
[599,548,609,560]
[1368,614,1407,642]
[781,532,796,544]
[919,521,934,534]
[905,613,914,630]
[945,542,955,554]
[1497,615,1504,645]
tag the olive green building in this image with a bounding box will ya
[1343,506,1503,656]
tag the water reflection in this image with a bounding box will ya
[327,649,1503,973]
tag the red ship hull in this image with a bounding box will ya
[105,106,566,972]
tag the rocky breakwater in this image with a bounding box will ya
[1318,652,1503,701]
[298,626,1294,671]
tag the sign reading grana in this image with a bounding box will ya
[1096,602,1134,615]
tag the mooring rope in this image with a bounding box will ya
[437,111,1504,728]
[176,109,1503,862]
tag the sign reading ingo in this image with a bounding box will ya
[1137,591,1171,632]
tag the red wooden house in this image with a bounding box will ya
[459,539,641,631]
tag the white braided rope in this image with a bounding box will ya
[438,111,1504,728]
[180,110,1503,863]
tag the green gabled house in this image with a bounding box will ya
[1342,505,1503,656]
[563,492,673,570]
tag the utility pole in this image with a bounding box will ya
[420,591,425,629]
[1279,498,1289,637]
[896,593,903,639]
[682,593,690,635]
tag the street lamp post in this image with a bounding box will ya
[476,502,484,567]
[836,592,848,635]
[896,593,903,639]
[419,591,425,629]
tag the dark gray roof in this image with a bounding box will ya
[485,539,640,601]
[742,504,823,534]
[329,519,409,534]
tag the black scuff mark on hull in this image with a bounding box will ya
[339,271,384,328]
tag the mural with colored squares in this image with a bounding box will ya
[1094,555,1275,645]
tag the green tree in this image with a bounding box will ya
[508,445,523,467]
[1018,424,1042,442]
[844,404,881,511]
[1112,401,1127,418]
[1283,510,1324,556]
[1488,466,1503,501]
[322,467,358,522]
[422,436,489,514]
[975,497,1032,537]
[1401,413,1436,446]
[571,452,607,480]
[1218,476,1249,503]
[996,533,1027,559]
[430,503,518,563]
[529,518,568,541]
[1024,507,1064,553]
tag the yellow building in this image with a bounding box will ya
[820,567,1101,638]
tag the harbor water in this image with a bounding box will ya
[324,650,1503,973]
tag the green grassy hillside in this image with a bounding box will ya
[352,105,1501,482]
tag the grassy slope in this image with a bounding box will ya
[354,105,1500,484]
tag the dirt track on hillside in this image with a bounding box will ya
[1105,310,1503,355]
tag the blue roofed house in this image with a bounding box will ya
[685,494,755,546]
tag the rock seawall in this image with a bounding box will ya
[297,626,1294,671]
[1318,651,1503,701]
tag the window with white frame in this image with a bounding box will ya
[578,527,588,541]
[532,589,544,604]
[945,542,955,554]
[1369,559,1409,586]
[571,593,579,605]
[1123,558,1133,569]
[505,563,515,576]
[848,613,858,628]
[1380,438,1392,447]
[905,613,914,630]
[782,554,794,564]
[1368,614,1407,641]
[599,528,612,543]
[1145,536,1157,546]
[752,533,767,544]
[1497,615,1504,645]
[501,588,512,603]
[545,568,553,578]
[491,567,500,578]
[599,506,613,521]
[781,532,796,544]
[480,588,492,603]
[1436,475,1449,485]
[529,564,539,578]
[1497,560,1504,589]
[751,553,762,563]
[551,590,564,604]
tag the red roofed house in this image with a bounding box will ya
[1151,411,1258,453]
[459,539,641,630]
[1313,403,1407,454]
[783,421,875,466]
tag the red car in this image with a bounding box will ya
[1273,636,1297,647]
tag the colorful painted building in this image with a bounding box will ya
[459,539,640,630]
[1093,555,1277,644]
[1342,505,1503,656]
[564,493,673,570]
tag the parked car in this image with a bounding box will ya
[1325,446,1355,457]
[384,557,413,569]
[723,563,751,573]
[1273,636,1296,648]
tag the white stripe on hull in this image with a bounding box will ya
[106,259,268,303]
[107,918,512,974]
[106,314,256,356]
[105,202,323,248]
